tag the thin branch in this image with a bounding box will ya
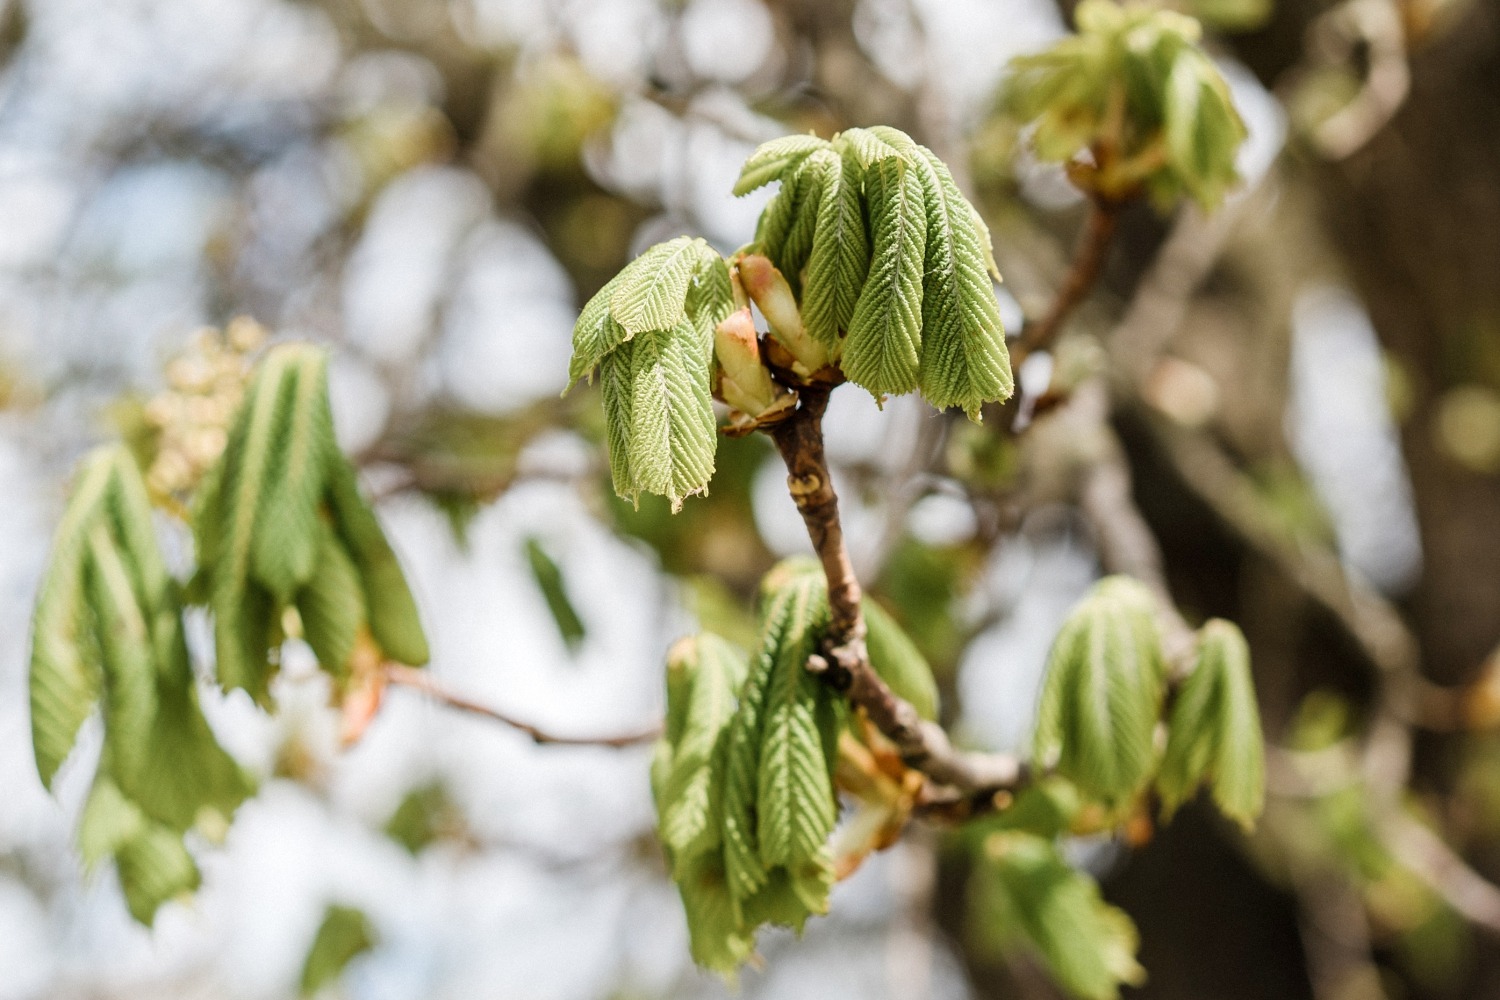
[1014,196,1122,365]
[382,664,662,748]
[764,387,1027,798]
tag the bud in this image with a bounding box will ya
[714,308,786,417]
[738,254,829,375]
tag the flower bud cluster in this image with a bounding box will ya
[144,316,265,498]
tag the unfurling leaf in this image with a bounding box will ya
[1158,618,1264,830]
[1002,0,1247,209]
[1033,576,1166,806]
[196,343,428,704]
[569,238,729,510]
[842,155,926,398]
[971,831,1145,1000]
[733,134,829,197]
[30,445,251,923]
[653,559,843,977]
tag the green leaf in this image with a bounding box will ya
[620,321,718,511]
[568,269,629,386]
[79,776,201,927]
[1033,576,1165,806]
[1158,618,1264,830]
[384,782,464,854]
[862,596,939,721]
[251,347,333,604]
[801,145,870,350]
[972,831,1145,1000]
[200,347,295,703]
[30,449,116,787]
[754,570,836,873]
[31,445,250,836]
[675,853,757,975]
[657,634,747,866]
[324,457,429,667]
[734,133,829,196]
[842,155,926,398]
[609,237,705,338]
[523,537,586,652]
[296,521,367,681]
[865,127,1013,417]
[300,905,377,997]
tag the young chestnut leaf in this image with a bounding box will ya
[1157,618,1265,830]
[970,831,1146,1000]
[1032,576,1166,807]
[569,238,729,510]
[78,775,203,927]
[30,446,251,874]
[1003,0,1247,209]
[196,343,428,704]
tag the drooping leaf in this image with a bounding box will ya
[842,155,926,398]
[620,322,718,511]
[658,634,747,866]
[1032,576,1166,806]
[801,144,870,350]
[30,449,116,788]
[971,831,1145,1000]
[862,596,939,722]
[523,537,586,652]
[295,521,367,682]
[733,133,829,196]
[300,905,377,997]
[568,269,629,386]
[30,446,250,838]
[1157,618,1264,830]
[78,776,201,927]
[323,448,429,667]
[609,237,706,338]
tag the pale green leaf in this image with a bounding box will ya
[842,156,926,398]
[801,145,870,350]
[567,269,629,386]
[609,237,703,338]
[733,134,829,196]
[252,347,333,603]
[29,448,116,787]
[659,634,747,865]
[621,322,717,511]
[1033,576,1165,806]
[325,457,430,666]
[1158,618,1264,830]
[79,776,201,927]
[296,521,367,680]
[972,831,1145,1000]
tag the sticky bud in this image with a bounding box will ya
[738,254,829,375]
[714,308,785,417]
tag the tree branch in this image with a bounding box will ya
[765,388,1026,798]
[382,664,662,747]
[1014,196,1122,365]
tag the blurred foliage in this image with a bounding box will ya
[299,905,377,997]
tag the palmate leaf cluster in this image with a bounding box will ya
[1031,576,1263,822]
[29,446,251,922]
[29,342,430,925]
[652,558,942,974]
[1003,0,1248,209]
[566,127,1015,512]
[651,561,842,974]
[740,127,1012,414]
[962,578,1266,999]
